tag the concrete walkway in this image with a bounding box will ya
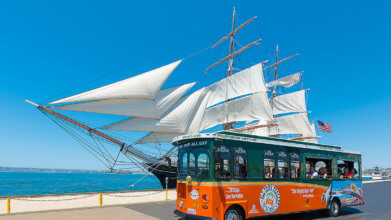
[0,206,160,220]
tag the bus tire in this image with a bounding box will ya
[224,205,244,220]
[328,198,341,217]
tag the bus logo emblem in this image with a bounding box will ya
[190,190,199,200]
[260,185,280,214]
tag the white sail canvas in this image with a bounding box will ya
[266,72,301,88]
[200,92,273,130]
[271,90,307,115]
[302,122,319,144]
[51,82,195,119]
[206,63,267,107]
[137,132,183,144]
[103,87,208,133]
[50,60,182,104]
[270,112,312,135]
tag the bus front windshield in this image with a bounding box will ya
[178,147,210,179]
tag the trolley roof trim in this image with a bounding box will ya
[172,131,361,155]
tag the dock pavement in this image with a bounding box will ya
[1,180,391,219]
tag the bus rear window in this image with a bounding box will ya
[214,145,231,179]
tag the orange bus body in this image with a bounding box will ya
[176,180,329,219]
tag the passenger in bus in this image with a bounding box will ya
[340,167,352,179]
[264,167,272,179]
[324,167,329,178]
[306,166,318,178]
[318,167,327,178]
[351,168,359,178]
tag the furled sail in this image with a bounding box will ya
[50,82,195,119]
[269,112,312,135]
[50,60,182,104]
[200,92,273,131]
[271,90,307,115]
[207,63,267,107]
[266,72,302,88]
[103,87,208,133]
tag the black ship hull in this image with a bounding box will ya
[147,163,178,189]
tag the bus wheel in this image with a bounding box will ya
[328,199,341,217]
[224,206,244,220]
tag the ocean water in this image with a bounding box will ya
[0,172,162,197]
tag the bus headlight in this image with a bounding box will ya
[202,194,209,203]
[179,201,184,208]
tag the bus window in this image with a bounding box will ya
[189,153,196,176]
[192,148,209,178]
[234,146,247,179]
[306,158,332,178]
[290,152,300,179]
[353,161,360,179]
[278,151,288,179]
[214,145,231,179]
[179,151,188,177]
[264,150,275,179]
[338,159,358,179]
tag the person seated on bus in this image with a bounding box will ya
[264,167,272,179]
[318,167,327,178]
[351,168,359,178]
[306,166,318,178]
[324,167,329,178]
[340,167,352,179]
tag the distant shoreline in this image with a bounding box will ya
[0,166,134,174]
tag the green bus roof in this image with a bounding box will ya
[173,131,361,155]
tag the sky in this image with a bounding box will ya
[0,0,390,170]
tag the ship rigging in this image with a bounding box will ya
[27,8,319,189]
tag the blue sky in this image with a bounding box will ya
[0,0,390,170]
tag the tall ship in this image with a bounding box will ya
[27,9,319,189]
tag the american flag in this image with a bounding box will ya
[318,120,332,133]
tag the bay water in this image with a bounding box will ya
[0,172,162,197]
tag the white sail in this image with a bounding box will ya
[266,72,301,88]
[103,87,208,133]
[271,90,307,115]
[51,82,195,119]
[137,90,212,144]
[200,92,273,131]
[302,122,318,144]
[269,112,312,135]
[242,120,270,136]
[137,132,183,144]
[50,60,182,104]
[207,63,266,107]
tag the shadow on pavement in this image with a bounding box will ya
[251,207,362,220]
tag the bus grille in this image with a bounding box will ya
[177,182,186,199]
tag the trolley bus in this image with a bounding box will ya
[174,131,363,220]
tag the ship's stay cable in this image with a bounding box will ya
[41,109,113,169]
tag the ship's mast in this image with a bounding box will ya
[205,8,259,130]
[272,44,279,97]
[227,7,236,76]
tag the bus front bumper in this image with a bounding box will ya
[174,209,211,220]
